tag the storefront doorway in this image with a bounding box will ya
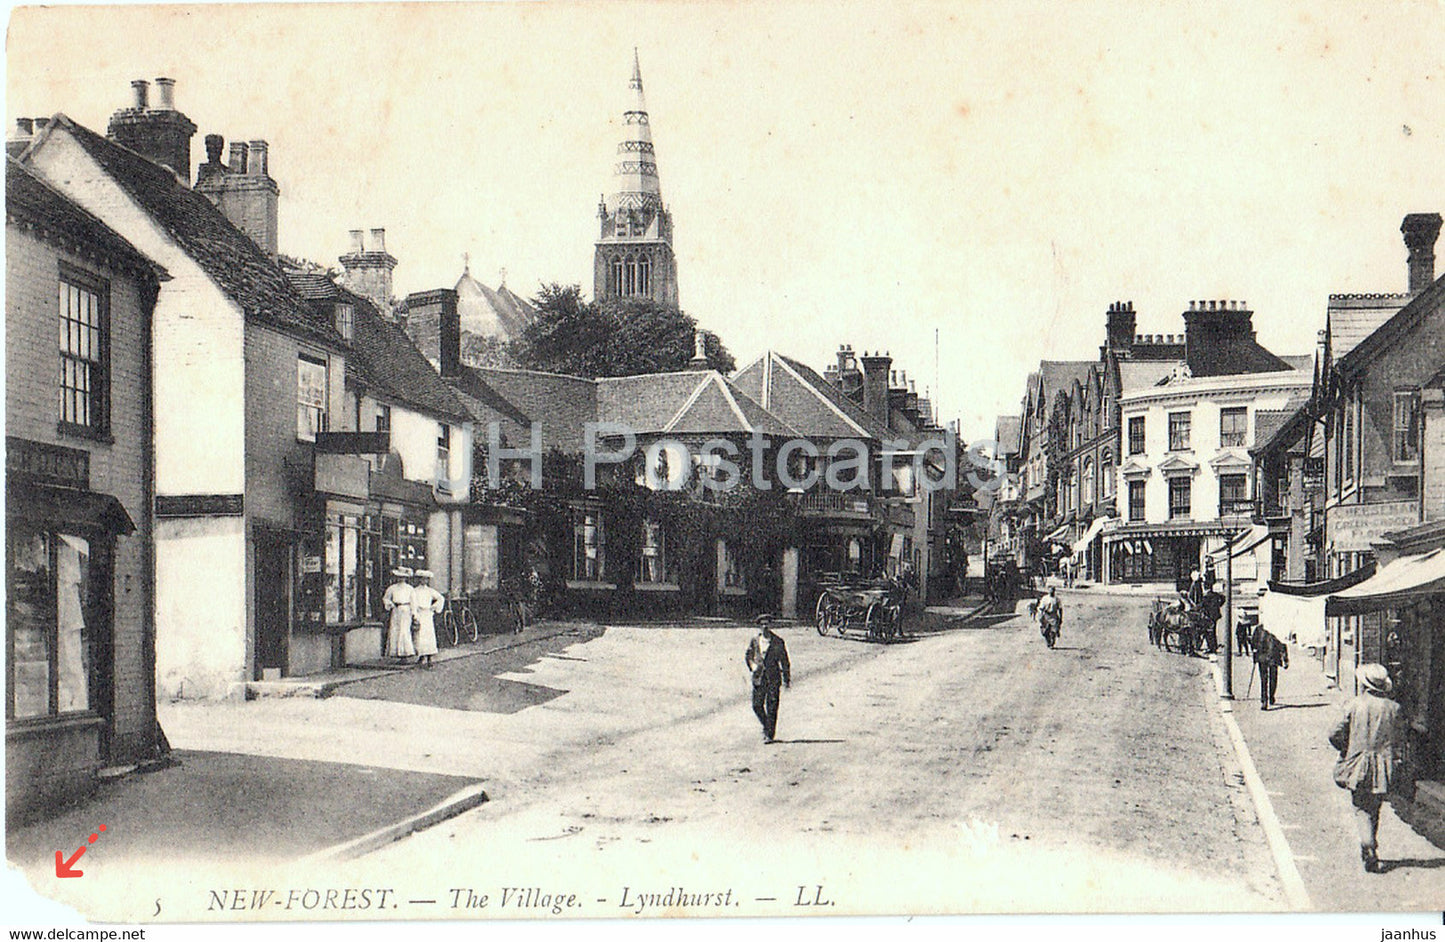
[254,534,290,678]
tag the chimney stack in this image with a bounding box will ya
[339,227,399,315]
[1106,300,1136,356]
[194,128,279,255]
[1402,213,1443,294]
[401,289,460,376]
[107,76,196,183]
[859,351,892,423]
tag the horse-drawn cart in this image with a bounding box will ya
[815,578,906,641]
[1148,599,1217,656]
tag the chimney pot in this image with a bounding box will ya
[153,77,176,111]
[349,229,365,254]
[130,79,149,110]
[204,133,223,165]
[33,117,49,131]
[15,117,33,137]
[370,228,387,254]
[247,140,268,176]
[228,141,247,173]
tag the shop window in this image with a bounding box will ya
[325,513,381,625]
[1220,407,1247,448]
[463,523,499,593]
[1168,412,1191,451]
[1128,480,1145,521]
[637,520,676,585]
[297,355,328,442]
[1128,416,1145,456]
[572,509,605,582]
[1168,476,1192,520]
[58,269,109,435]
[1394,390,1421,463]
[7,525,93,718]
[401,518,427,569]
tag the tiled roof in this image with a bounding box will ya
[994,415,1022,454]
[48,116,338,347]
[732,352,894,442]
[597,371,796,437]
[1251,396,1311,456]
[6,157,163,280]
[464,368,600,454]
[284,271,472,424]
[1037,360,1094,405]
[1186,335,1294,377]
[1118,359,1179,392]
[1281,354,1315,373]
[1328,294,1411,361]
[455,271,537,340]
[1334,276,1445,378]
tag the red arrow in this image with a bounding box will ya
[55,847,85,878]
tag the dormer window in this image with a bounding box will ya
[335,302,354,342]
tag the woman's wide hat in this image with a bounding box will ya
[1359,663,1393,695]
[392,567,414,578]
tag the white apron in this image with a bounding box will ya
[412,585,444,656]
[382,581,416,658]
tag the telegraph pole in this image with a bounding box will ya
[1222,530,1235,699]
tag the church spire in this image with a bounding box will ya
[593,49,679,307]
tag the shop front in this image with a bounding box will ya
[1328,540,1445,810]
[6,441,144,821]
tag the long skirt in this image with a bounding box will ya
[412,612,439,657]
[386,606,416,658]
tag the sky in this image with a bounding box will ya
[7,0,1445,442]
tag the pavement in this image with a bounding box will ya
[1221,643,1445,911]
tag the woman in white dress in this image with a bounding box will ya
[410,569,445,668]
[382,567,417,661]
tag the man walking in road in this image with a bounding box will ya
[745,614,791,744]
[1251,617,1289,710]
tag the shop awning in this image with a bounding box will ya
[1207,524,1270,563]
[7,482,135,534]
[1327,549,1445,616]
[1072,516,1110,555]
[1045,524,1070,542]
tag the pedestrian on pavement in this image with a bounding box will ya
[745,614,791,744]
[1328,663,1407,873]
[383,567,417,662]
[410,569,444,668]
[1202,582,1224,652]
[1251,617,1289,710]
[1236,609,1256,658]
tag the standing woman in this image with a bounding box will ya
[383,567,417,662]
[1328,663,1407,873]
[411,569,445,668]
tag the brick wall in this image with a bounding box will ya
[5,225,157,766]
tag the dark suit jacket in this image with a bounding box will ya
[1251,625,1289,667]
[746,631,791,687]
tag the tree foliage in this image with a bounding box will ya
[509,283,736,377]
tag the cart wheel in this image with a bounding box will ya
[865,603,884,640]
[1162,627,1178,654]
[815,595,834,636]
[442,611,458,647]
[462,606,481,643]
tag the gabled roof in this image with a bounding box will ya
[1037,360,1094,402]
[1250,397,1312,458]
[1334,275,1445,379]
[461,367,600,454]
[31,115,338,347]
[994,415,1022,455]
[455,269,537,340]
[732,351,892,441]
[283,270,472,424]
[597,371,795,437]
[1327,293,1411,362]
[6,157,164,282]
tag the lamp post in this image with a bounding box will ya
[1223,531,1234,699]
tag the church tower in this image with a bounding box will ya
[593,50,679,306]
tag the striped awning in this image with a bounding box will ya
[1327,549,1445,616]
